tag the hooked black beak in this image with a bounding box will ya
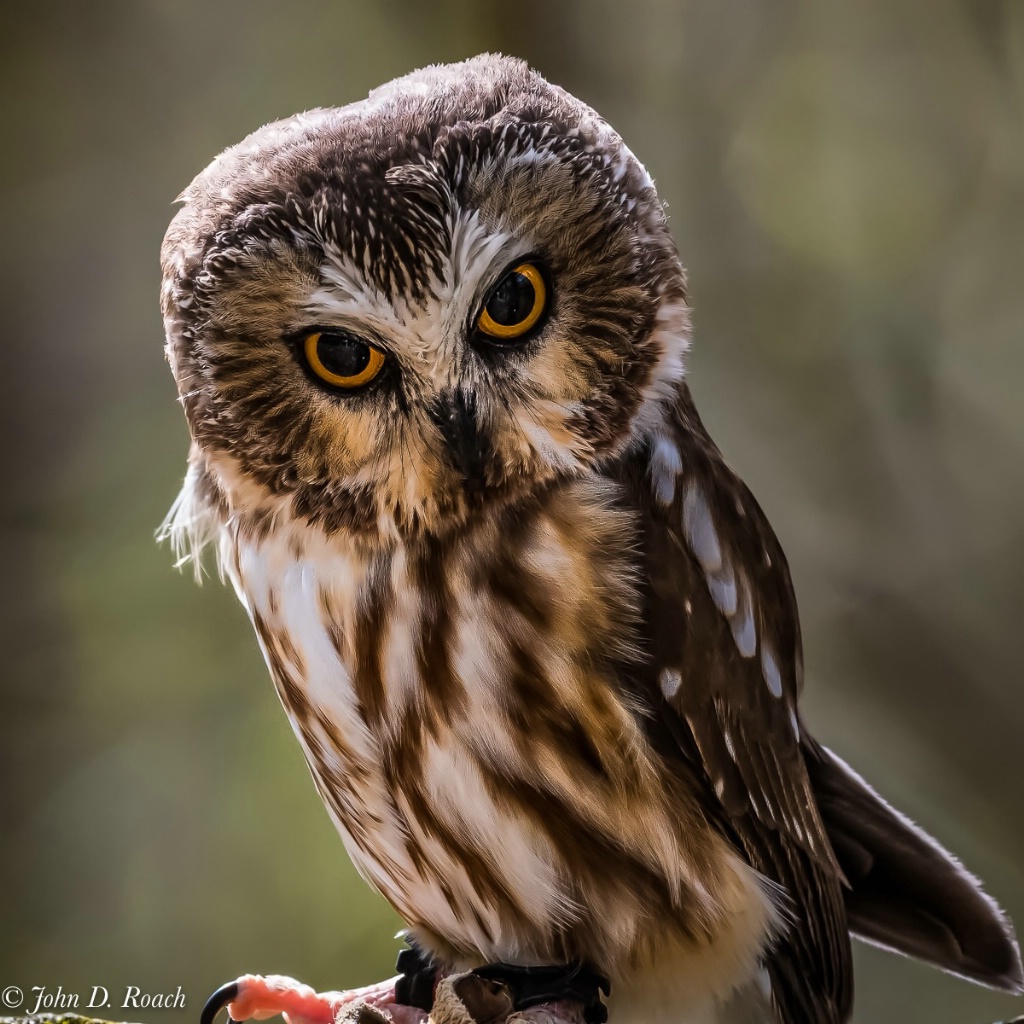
[429,389,493,493]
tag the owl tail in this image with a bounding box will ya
[804,741,1024,994]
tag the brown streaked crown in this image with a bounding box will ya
[160,54,689,542]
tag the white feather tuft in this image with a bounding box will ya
[156,464,221,582]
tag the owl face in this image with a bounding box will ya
[162,56,690,542]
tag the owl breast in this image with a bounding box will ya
[222,473,772,983]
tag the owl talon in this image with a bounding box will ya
[198,972,437,1024]
[199,975,344,1024]
[201,982,240,1024]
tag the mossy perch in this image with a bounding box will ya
[1,1016,142,1024]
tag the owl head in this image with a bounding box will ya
[161,54,690,553]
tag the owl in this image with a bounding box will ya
[160,55,1022,1024]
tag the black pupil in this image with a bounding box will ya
[486,271,536,327]
[317,333,371,378]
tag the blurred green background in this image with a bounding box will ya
[2,2,1022,1022]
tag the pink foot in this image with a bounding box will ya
[201,974,429,1024]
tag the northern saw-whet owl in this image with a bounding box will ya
[160,55,1022,1024]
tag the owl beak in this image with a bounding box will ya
[429,389,492,494]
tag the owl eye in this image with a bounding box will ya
[302,331,386,390]
[476,262,548,341]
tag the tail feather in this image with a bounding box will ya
[804,741,1024,994]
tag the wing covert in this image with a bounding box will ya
[620,393,853,1023]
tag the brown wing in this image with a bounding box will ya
[614,391,853,1024]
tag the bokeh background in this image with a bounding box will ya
[2,2,1022,1022]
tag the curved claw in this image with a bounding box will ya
[201,982,241,1024]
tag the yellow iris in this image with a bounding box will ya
[476,262,547,340]
[303,332,386,389]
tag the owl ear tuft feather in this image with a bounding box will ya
[158,462,222,583]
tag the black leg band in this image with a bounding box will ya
[395,940,610,1023]
[471,961,610,1024]
[395,941,438,1012]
